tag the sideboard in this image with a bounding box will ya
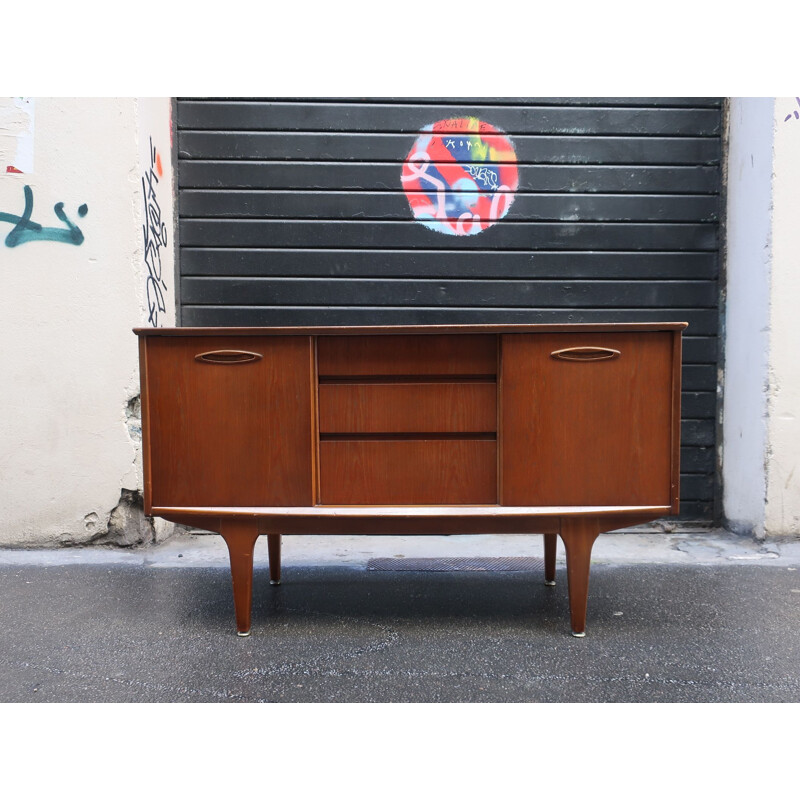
[134,323,686,637]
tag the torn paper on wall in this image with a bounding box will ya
[0,98,35,174]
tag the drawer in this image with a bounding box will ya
[318,382,497,433]
[317,335,497,377]
[319,439,497,504]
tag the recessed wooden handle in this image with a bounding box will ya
[550,347,620,362]
[195,350,263,364]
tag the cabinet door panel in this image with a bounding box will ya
[501,332,675,506]
[144,335,313,507]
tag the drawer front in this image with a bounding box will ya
[317,334,497,377]
[319,439,497,505]
[318,382,497,434]
[501,332,675,506]
[143,335,314,508]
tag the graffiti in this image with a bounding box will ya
[142,137,168,326]
[401,117,519,236]
[466,165,500,191]
[439,117,493,133]
[0,185,87,247]
[784,97,800,122]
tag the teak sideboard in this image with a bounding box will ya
[135,323,686,637]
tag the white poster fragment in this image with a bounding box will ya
[0,98,35,174]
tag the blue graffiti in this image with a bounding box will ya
[784,97,800,122]
[0,185,87,247]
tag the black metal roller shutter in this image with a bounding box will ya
[175,97,722,522]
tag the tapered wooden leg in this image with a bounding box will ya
[559,517,602,637]
[543,533,557,585]
[219,519,260,636]
[268,533,282,585]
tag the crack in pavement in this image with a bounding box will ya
[229,605,400,679]
[1,658,246,701]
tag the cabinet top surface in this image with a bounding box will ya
[134,323,688,337]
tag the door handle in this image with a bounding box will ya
[550,346,620,362]
[194,350,263,364]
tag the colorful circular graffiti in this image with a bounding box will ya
[401,118,519,236]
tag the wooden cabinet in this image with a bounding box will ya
[135,324,685,637]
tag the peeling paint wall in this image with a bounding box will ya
[0,98,175,547]
[765,98,800,537]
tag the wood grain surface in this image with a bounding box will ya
[318,382,496,434]
[319,439,497,505]
[501,331,675,506]
[317,334,497,376]
[143,335,313,508]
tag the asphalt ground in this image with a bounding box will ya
[1,531,799,703]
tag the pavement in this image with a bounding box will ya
[1,529,799,702]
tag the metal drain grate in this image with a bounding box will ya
[367,556,545,572]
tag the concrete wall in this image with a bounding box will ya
[723,97,800,539]
[0,97,175,547]
[765,98,800,536]
[721,98,773,537]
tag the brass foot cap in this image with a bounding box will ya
[237,630,251,637]
[571,631,586,638]
[544,580,556,586]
